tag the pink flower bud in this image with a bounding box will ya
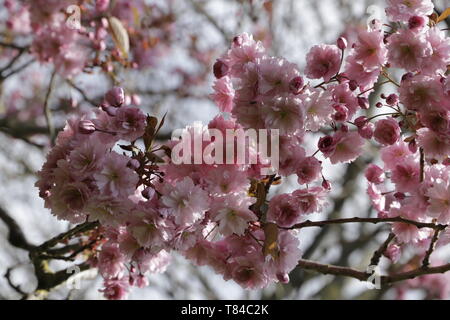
[394,192,405,200]
[333,104,348,122]
[127,159,140,170]
[408,16,425,30]
[340,124,349,132]
[78,120,96,134]
[365,164,384,184]
[289,76,304,95]
[105,86,125,107]
[337,36,347,50]
[408,139,418,153]
[384,244,401,263]
[376,102,383,108]
[101,104,117,116]
[213,59,229,79]
[401,72,414,82]
[322,179,331,190]
[385,93,398,106]
[348,80,358,91]
[374,118,401,145]
[318,136,336,154]
[354,116,368,128]
[277,273,290,284]
[357,96,369,109]
[358,122,374,139]
[378,211,389,219]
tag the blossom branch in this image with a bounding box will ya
[369,232,396,267]
[286,216,447,230]
[422,227,444,268]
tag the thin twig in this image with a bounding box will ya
[369,232,395,267]
[44,71,57,145]
[285,217,447,231]
[422,227,444,268]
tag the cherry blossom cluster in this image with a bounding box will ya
[36,0,450,299]
[3,0,175,77]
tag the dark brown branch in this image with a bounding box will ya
[422,227,444,268]
[44,71,57,145]
[5,268,26,296]
[0,206,35,251]
[286,217,447,231]
[297,259,450,285]
[369,232,395,267]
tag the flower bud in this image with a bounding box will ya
[394,192,405,200]
[289,76,304,95]
[365,164,384,184]
[322,179,331,190]
[105,86,125,107]
[354,116,368,128]
[213,59,229,79]
[348,80,358,91]
[408,139,418,153]
[78,120,96,134]
[101,104,118,116]
[127,159,140,170]
[385,93,398,106]
[357,96,369,109]
[408,16,425,30]
[333,104,348,122]
[337,36,347,50]
[358,122,374,139]
[318,136,336,154]
[374,118,401,145]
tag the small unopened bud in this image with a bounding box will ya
[354,116,367,128]
[337,36,347,50]
[233,35,243,46]
[333,104,348,122]
[141,187,155,200]
[401,72,414,82]
[322,179,331,190]
[101,104,117,116]
[408,16,425,30]
[386,93,398,106]
[348,80,358,91]
[127,159,140,170]
[394,192,405,200]
[276,273,290,284]
[408,139,418,153]
[213,59,229,79]
[376,102,383,108]
[357,96,369,109]
[78,120,96,134]
[289,76,304,95]
[105,86,125,107]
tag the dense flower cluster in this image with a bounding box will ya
[4,0,176,77]
[36,0,450,299]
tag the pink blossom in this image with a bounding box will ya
[226,33,265,75]
[296,156,321,185]
[329,83,359,119]
[101,277,129,300]
[426,179,450,224]
[267,193,302,228]
[301,88,333,131]
[381,141,414,170]
[399,75,444,111]
[113,107,147,142]
[374,118,401,145]
[304,44,341,82]
[391,159,420,192]
[211,76,235,113]
[344,54,381,90]
[421,28,450,75]
[417,128,450,161]
[387,29,432,72]
[352,29,387,71]
[262,96,304,134]
[229,254,268,289]
[161,177,210,227]
[385,0,434,22]
[211,192,257,236]
[258,57,300,95]
[98,243,125,279]
[265,231,302,280]
[293,186,328,215]
[365,164,385,184]
[325,130,365,164]
[94,152,139,197]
